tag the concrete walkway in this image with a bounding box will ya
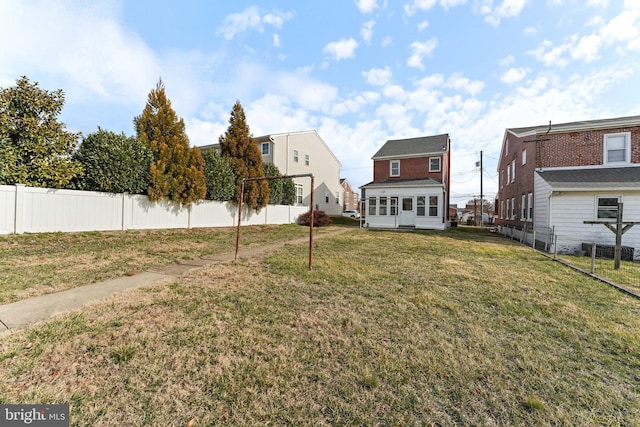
[0,227,352,336]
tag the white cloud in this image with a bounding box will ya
[216,6,293,40]
[0,1,159,104]
[446,73,484,95]
[418,20,429,31]
[273,34,281,47]
[571,33,601,62]
[382,36,393,47]
[355,0,379,13]
[403,0,466,16]
[324,38,359,60]
[331,92,379,115]
[523,26,537,37]
[407,38,438,70]
[362,67,392,85]
[481,0,527,26]
[498,55,515,67]
[361,20,376,44]
[587,0,609,7]
[500,67,529,84]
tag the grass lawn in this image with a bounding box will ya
[0,224,336,304]
[1,226,639,425]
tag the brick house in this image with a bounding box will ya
[360,134,451,229]
[340,178,359,212]
[495,115,640,256]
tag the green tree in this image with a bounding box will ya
[218,100,269,211]
[263,162,283,205]
[202,148,235,201]
[0,76,83,187]
[134,79,206,207]
[72,128,152,194]
[282,176,296,206]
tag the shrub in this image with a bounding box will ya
[297,210,332,227]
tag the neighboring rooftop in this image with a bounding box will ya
[537,166,640,190]
[372,134,449,159]
[508,115,640,137]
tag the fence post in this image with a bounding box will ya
[553,235,558,259]
[532,230,536,249]
[14,184,25,234]
[591,242,596,274]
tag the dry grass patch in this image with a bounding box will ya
[0,224,334,304]
[0,227,639,425]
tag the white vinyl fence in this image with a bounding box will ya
[0,184,308,235]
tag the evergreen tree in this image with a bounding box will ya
[72,128,152,194]
[0,76,83,187]
[263,162,283,205]
[134,79,206,207]
[282,177,297,206]
[218,100,269,211]
[203,148,235,201]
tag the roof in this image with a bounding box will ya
[372,134,449,159]
[537,166,640,191]
[360,178,443,189]
[508,115,640,137]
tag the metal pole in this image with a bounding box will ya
[309,176,314,270]
[480,150,483,228]
[234,180,244,261]
[614,202,623,270]
[591,242,596,274]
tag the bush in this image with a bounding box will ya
[297,210,332,227]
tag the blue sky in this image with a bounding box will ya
[1,0,639,205]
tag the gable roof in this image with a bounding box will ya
[508,115,640,138]
[361,177,443,189]
[372,134,449,160]
[537,166,640,191]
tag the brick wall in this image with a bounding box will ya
[373,156,443,182]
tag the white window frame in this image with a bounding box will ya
[379,197,388,216]
[604,132,630,164]
[500,200,504,219]
[506,199,510,220]
[506,165,510,185]
[500,170,504,189]
[368,197,377,216]
[390,160,400,177]
[295,183,303,204]
[521,194,526,221]
[522,149,527,165]
[511,159,516,183]
[511,197,515,219]
[527,193,533,221]
[416,196,425,216]
[305,154,310,166]
[429,195,438,217]
[261,142,269,155]
[429,157,441,172]
[390,197,398,216]
[293,150,299,163]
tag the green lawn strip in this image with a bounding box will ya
[0,228,638,425]
[0,224,339,304]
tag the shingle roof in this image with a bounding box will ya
[508,115,640,136]
[372,134,449,159]
[537,167,640,190]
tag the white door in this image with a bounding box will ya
[399,197,415,226]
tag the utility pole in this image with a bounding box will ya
[480,150,484,228]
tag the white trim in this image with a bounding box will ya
[429,156,441,172]
[390,160,400,177]
[603,132,631,165]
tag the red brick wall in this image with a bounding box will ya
[373,156,444,183]
[538,126,640,167]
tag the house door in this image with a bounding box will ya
[399,197,415,226]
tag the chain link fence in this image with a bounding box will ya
[498,225,640,296]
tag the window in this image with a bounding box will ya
[379,197,388,215]
[500,170,504,189]
[429,196,438,217]
[527,193,533,221]
[305,154,310,166]
[336,191,339,204]
[521,194,526,221]
[597,197,620,219]
[506,165,511,185]
[368,197,377,216]
[429,157,441,172]
[505,141,508,156]
[604,133,630,164]
[390,160,400,177]
[293,150,299,162]
[390,197,398,216]
[402,198,413,211]
[295,184,303,204]
[417,196,425,216]
[522,149,527,165]
[261,142,269,155]
[506,199,510,220]
[511,197,515,219]
[500,200,504,219]
[511,159,516,183]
